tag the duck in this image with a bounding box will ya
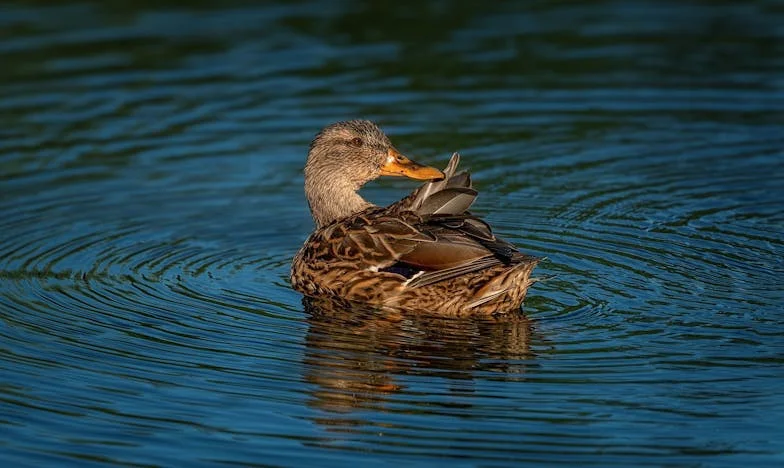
[290,120,540,316]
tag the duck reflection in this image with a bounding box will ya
[302,297,537,415]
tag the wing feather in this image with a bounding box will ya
[310,152,526,288]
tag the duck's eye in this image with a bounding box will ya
[349,137,363,147]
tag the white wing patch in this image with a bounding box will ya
[402,270,425,287]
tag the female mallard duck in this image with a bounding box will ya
[291,120,539,316]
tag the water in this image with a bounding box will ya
[1,0,783,466]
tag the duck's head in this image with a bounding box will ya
[304,120,443,227]
[306,120,443,188]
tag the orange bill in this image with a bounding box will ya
[379,148,444,180]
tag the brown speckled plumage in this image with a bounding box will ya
[291,120,539,316]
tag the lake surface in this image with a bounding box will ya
[1,1,783,466]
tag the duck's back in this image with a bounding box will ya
[291,153,539,315]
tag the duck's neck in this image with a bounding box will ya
[305,173,373,228]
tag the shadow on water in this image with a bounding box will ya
[302,297,537,416]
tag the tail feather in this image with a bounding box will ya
[469,258,540,309]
